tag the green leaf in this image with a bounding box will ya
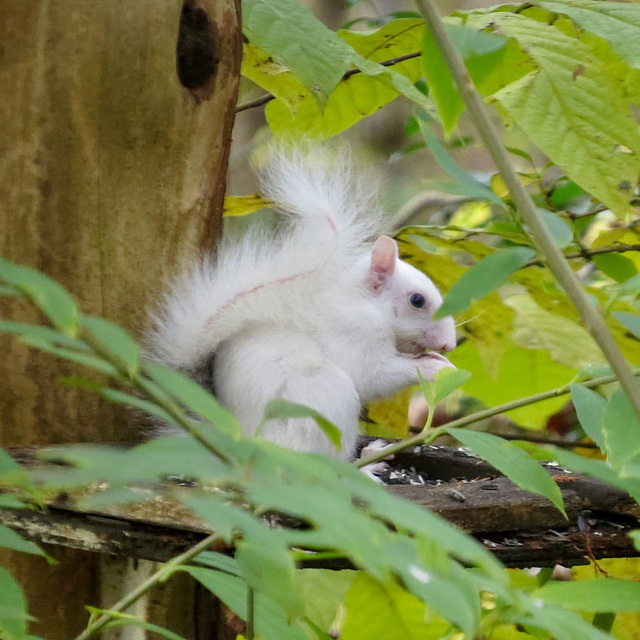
[0,448,34,494]
[536,209,572,249]
[0,321,88,351]
[506,294,603,369]
[0,257,78,334]
[99,388,177,426]
[349,53,434,116]
[613,310,640,340]
[593,253,637,283]
[77,488,153,510]
[192,551,243,576]
[236,540,304,618]
[620,272,640,296]
[574,364,614,381]
[418,367,472,408]
[34,438,232,491]
[418,120,504,206]
[420,42,451,127]
[484,13,640,217]
[535,577,640,612]
[18,336,120,377]
[422,23,508,136]
[184,566,309,640]
[536,0,640,68]
[0,495,29,509]
[242,0,352,105]
[450,340,574,429]
[570,384,606,450]
[262,19,433,140]
[518,602,616,640]
[80,316,139,375]
[435,247,535,318]
[0,448,25,477]
[0,284,21,297]
[262,399,341,451]
[297,569,355,633]
[341,573,451,640]
[144,362,240,435]
[592,612,616,634]
[539,445,640,505]
[0,525,47,558]
[0,566,31,639]
[602,388,640,467]
[180,492,269,545]
[443,428,566,516]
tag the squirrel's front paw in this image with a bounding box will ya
[416,352,455,380]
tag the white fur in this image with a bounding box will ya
[146,148,456,457]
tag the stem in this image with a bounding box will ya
[79,328,233,465]
[525,244,640,268]
[356,368,640,468]
[246,587,255,640]
[74,533,222,640]
[135,375,233,465]
[414,0,640,423]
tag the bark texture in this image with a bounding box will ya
[0,1,242,636]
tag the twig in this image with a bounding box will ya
[356,368,640,467]
[236,94,274,113]
[414,0,640,423]
[74,533,223,640]
[525,244,640,268]
[407,422,600,448]
[476,433,600,449]
[557,199,640,219]
[235,51,421,113]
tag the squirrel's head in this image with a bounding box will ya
[365,236,457,357]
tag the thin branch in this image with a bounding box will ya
[413,0,640,423]
[490,433,600,449]
[557,199,640,219]
[74,533,223,640]
[357,368,640,468]
[236,94,274,113]
[526,243,640,268]
[235,51,421,113]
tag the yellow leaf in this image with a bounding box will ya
[449,202,492,228]
[505,294,603,369]
[223,195,272,217]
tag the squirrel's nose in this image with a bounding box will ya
[435,340,456,353]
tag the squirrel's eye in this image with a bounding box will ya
[410,293,426,309]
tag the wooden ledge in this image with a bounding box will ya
[1,441,638,568]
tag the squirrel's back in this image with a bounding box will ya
[146,147,385,371]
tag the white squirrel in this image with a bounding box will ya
[146,148,456,457]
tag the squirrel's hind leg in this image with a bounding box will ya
[262,365,361,457]
[215,328,360,457]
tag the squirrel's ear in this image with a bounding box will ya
[366,235,398,292]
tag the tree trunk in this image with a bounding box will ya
[0,1,242,636]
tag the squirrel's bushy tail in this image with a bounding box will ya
[260,146,383,250]
[146,146,385,371]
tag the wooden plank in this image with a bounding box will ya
[2,443,638,569]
